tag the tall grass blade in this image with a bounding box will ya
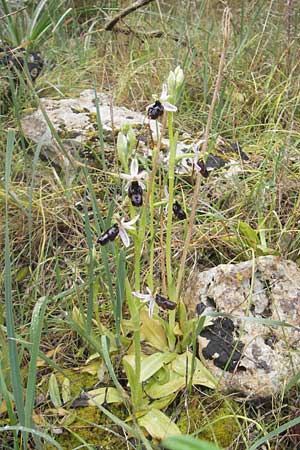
[0,363,19,447]
[248,417,300,450]
[0,425,63,449]
[0,0,19,44]
[4,130,25,426]
[83,194,94,332]
[24,296,49,428]
[101,335,128,403]
[84,171,115,307]
[162,435,222,450]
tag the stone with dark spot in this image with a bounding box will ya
[200,317,244,372]
[185,256,300,397]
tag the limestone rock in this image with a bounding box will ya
[21,89,248,177]
[184,256,300,397]
[21,89,155,170]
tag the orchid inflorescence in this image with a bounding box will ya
[95,66,186,328]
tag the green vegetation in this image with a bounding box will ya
[1,1,300,449]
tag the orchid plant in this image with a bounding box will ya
[96,66,190,414]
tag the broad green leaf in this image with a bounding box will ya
[238,221,258,249]
[123,352,177,382]
[14,266,30,282]
[154,366,171,385]
[138,408,181,440]
[145,370,185,399]
[162,435,222,450]
[150,393,177,411]
[86,387,121,406]
[123,358,137,393]
[140,310,168,350]
[171,353,217,388]
[48,374,61,408]
[256,245,280,256]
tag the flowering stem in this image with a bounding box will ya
[165,112,177,350]
[135,117,166,291]
[166,112,176,293]
[148,120,160,290]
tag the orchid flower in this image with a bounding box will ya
[132,287,156,319]
[147,83,177,119]
[191,138,205,168]
[160,83,177,112]
[118,215,139,248]
[120,158,147,190]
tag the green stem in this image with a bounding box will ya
[148,121,160,290]
[136,117,166,291]
[125,279,142,411]
[166,112,176,293]
[165,113,177,350]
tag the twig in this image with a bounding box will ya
[112,27,163,39]
[104,0,154,31]
[175,7,232,302]
[0,6,26,21]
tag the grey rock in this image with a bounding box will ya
[21,90,160,167]
[184,256,300,397]
[21,89,248,177]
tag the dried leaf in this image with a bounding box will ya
[61,377,71,404]
[48,373,61,408]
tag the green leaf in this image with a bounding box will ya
[85,387,121,406]
[4,129,25,426]
[171,353,216,388]
[140,310,168,350]
[256,245,280,256]
[138,408,181,440]
[101,335,130,408]
[238,221,258,249]
[123,353,177,382]
[48,374,61,408]
[150,393,177,411]
[123,358,137,392]
[162,435,223,450]
[145,370,185,399]
[14,266,30,282]
[25,296,49,429]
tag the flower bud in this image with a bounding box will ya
[175,65,184,87]
[167,70,176,98]
[117,131,127,169]
[127,127,136,153]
